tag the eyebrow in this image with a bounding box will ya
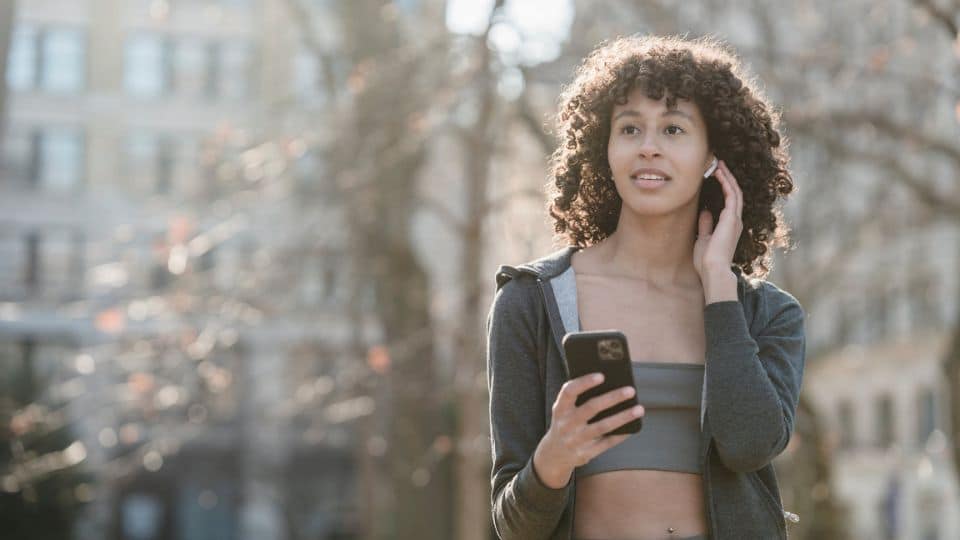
[613,109,695,122]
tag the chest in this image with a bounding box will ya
[575,274,706,364]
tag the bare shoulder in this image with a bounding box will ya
[569,244,600,274]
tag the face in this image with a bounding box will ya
[607,87,715,217]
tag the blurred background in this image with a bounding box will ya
[0,0,959,539]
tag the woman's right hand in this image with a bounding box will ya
[533,373,645,489]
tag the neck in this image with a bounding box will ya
[593,204,700,288]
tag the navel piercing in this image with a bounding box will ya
[667,527,676,534]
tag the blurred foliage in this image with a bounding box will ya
[0,341,92,539]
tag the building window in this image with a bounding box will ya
[124,132,178,195]
[875,393,895,449]
[41,229,83,298]
[125,34,172,97]
[17,229,85,298]
[8,127,86,191]
[5,25,85,93]
[2,126,39,187]
[837,400,855,450]
[6,26,39,90]
[917,387,936,447]
[126,132,157,191]
[218,41,253,99]
[40,28,86,93]
[39,128,85,192]
[124,35,252,100]
[173,38,208,97]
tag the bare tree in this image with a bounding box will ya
[313,2,455,538]
[784,0,960,497]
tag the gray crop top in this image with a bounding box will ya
[574,361,705,477]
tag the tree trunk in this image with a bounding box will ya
[334,2,452,537]
[454,8,502,538]
[0,0,17,171]
[944,273,960,492]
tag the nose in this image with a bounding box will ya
[637,131,662,159]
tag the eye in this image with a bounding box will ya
[665,125,685,135]
[621,125,640,135]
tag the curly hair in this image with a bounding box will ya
[546,34,795,277]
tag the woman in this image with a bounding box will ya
[486,34,806,540]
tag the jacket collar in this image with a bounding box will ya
[511,245,582,280]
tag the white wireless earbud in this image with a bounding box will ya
[703,157,718,178]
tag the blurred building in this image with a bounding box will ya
[801,215,960,540]
[794,3,960,532]
[0,0,404,538]
[807,317,960,540]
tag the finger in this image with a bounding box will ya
[574,385,636,425]
[715,162,736,219]
[697,208,713,238]
[720,160,743,218]
[583,432,632,460]
[584,403,644,440]
[556,373,605,414]
[718,162,742,223]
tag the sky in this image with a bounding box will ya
[445,0,574,65]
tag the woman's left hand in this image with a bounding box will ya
[693,159,741,301]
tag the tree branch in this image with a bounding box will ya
[514,85,555,155]
[788,116,960,216]
[416,194,467,234]
[790,109,960,169]
[914,0,959,38]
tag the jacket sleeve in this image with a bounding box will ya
[487,276,570,540]
[702,281,806,473]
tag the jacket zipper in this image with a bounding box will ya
[747,471,788,538]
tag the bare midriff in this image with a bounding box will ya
[574,470,707,539]
[571,249,709,539]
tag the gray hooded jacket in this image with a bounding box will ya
[486,246,806,539]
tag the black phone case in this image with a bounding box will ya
[562,330,642,436]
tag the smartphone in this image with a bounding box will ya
[562,330,642,436]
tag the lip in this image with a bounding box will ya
[632,177,668,190]
[629,168,671,180]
